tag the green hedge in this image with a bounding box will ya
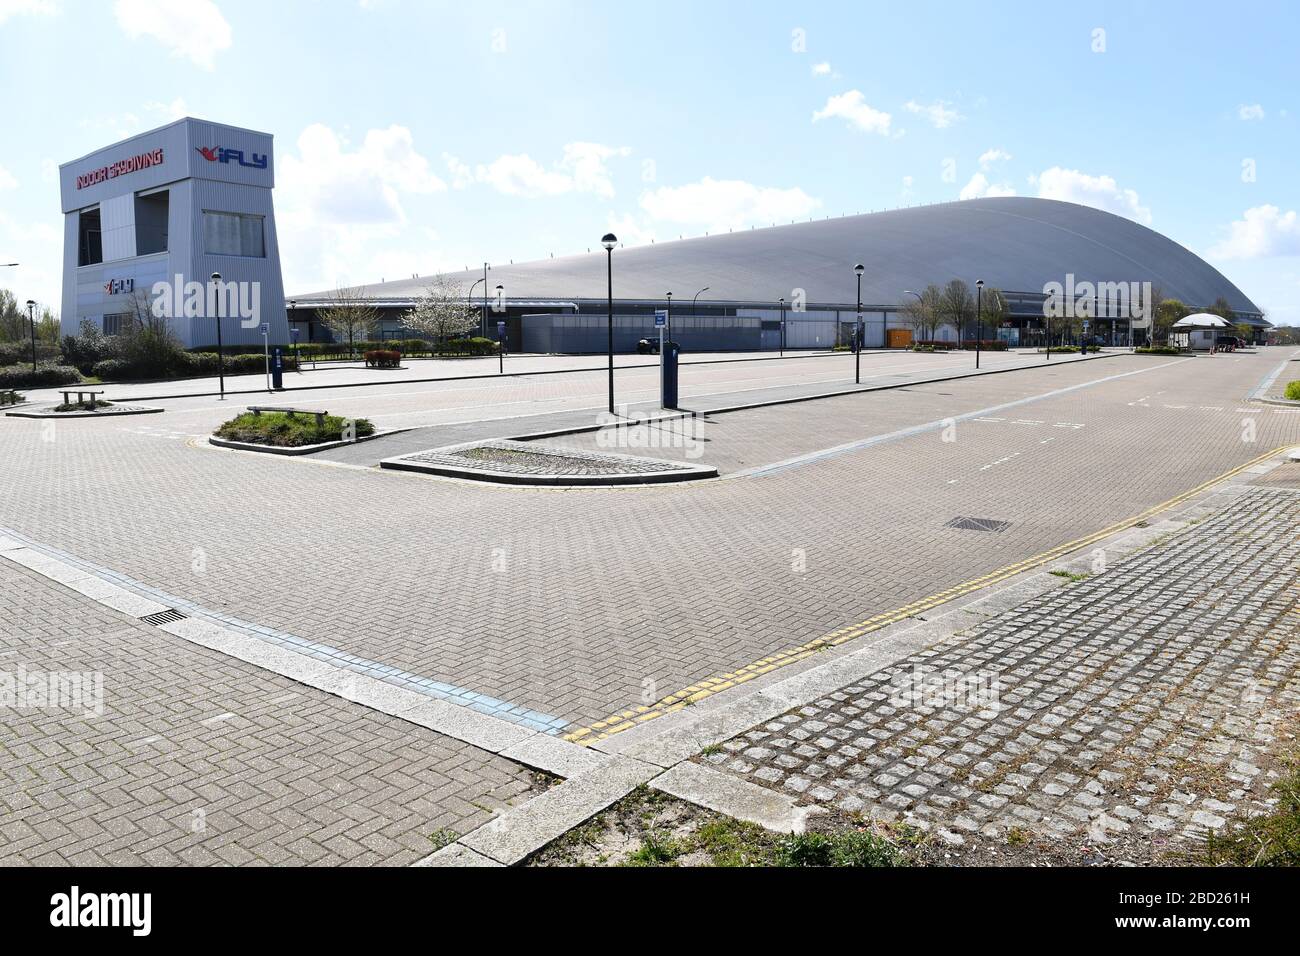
[1135,345,1182,356]
[1285,380,1300,401]
[92,351,299,381]
[0,364,83,388]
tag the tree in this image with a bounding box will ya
[1153,298,1190,344]
[403,274,474,352]
[319,285,380,356]
[901,284,943,343]
[1207,296,1236,323]
[939,279,975,342]
[37,307,60,344]
[977,286,1007,342]
[0,289,29,342]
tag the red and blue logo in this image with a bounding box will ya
[196,146,268,170]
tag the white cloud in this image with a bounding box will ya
[902,175,914,188]
[978,147,1012,170]
[904,99,962,129]
[113,0,231,70]
[811,61,832,76]
[0,0,57,26]
[0,164,17,190]
[812,91,892,136]
[1208,205,1300,260]
[1033,167,1152,224]
[445,142,629,198]
[639,177,821,232]
[959,172,1016,200]
[274,124,451,293]
[1238,103,1265,121]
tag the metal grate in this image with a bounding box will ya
[140,608,188,626]
[945,516,1012,533]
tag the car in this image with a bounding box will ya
[1215,335,1237,352]
[636,338,660,355]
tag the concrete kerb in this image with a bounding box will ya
[207,426,412,457]
[423,450,1278,867]
[5,405,164,419]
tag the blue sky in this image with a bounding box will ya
[3,0,1299,321]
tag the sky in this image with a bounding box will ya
[2,0,1299,322]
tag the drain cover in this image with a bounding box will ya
[945,516,1012,533]
[140,608,187,626]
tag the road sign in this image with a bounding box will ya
[654,310,667,328]
[496,320,505,336]
[260,323,269,336]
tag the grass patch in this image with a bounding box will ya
[213,411,374,447]
[1049,569,1090,582]
[427,828,459,851]
[1203,756,1300,866]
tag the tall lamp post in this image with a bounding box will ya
[468,274,485,341]
[665,291,672,342]
[779,297,786,357]
[975,279,984,370]
[211,273,226,400]
[854,263,865,384]
[25,300,37,372]
[602,233,617,415]
[691,286,708,348]
[495,284,505,374]
[288,298,301,371]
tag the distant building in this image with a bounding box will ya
[59,118,288,348]
[289,197,1268,352]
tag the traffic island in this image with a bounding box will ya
[380,439,718,486]
[6,401,163,419]
[208,407,395,456]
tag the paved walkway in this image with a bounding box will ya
[0,560,543,866]
[697,480,1300,852]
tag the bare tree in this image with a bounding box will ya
[939,279,975,342]
[977,287,1007,343]
[902,284,944,343]
[319,285,380,357]
[403,274,474,352]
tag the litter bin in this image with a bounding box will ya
[662,341,680,409]
[271,347,284,390]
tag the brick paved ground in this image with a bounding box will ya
[1,351,1296,735]
[0,560,542,866]
[699,485,1300,851]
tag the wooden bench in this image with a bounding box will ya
[248,405,328,429]
[59,389,105,407]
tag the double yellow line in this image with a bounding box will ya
[564,444,1289,746]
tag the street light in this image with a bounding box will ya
[602,233,617,415]
[211,273,226,400]
[467,274,485,342]
[975,279,984,370]
[854,263,865,384]
[495,284,505,374]
[25,300,36,372]
[287,298,301,372]
[665,291,672,341]
[779,296,786,357]
[691,286,708,347]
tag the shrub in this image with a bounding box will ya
[364,349,401,368]
[1285,380,1300,401]
[773,829,903,867]
[60,320,119,374]
[1135,345,1182,356]
[0,341,60,366]
[0,363,83,388]
[0,389,25,406]
[443,336,499,356]
[214,411,375,447]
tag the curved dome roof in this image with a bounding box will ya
[297,197,1259,315]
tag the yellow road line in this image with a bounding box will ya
[565,445,1289,745]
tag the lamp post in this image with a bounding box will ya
[25,300,37,372]
[495,284,504,374]
[975,279,984,370]
[665,291,672,342]
[854,263,865,384]
[602,233,617,415]
[211,273,226,400]
[779,296,786,357]
[467,274,485,339]
[288,299,301,371]
[691,286,708,347]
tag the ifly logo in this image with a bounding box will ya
[195,146,269,169]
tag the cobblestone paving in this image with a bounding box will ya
[0,561,542,866]
[701,486,1300,848]
[399,439,691,477]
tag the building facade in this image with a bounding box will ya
[59,118,288,349]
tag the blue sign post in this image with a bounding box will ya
[496,320,506,373]
[654,310,668,405]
